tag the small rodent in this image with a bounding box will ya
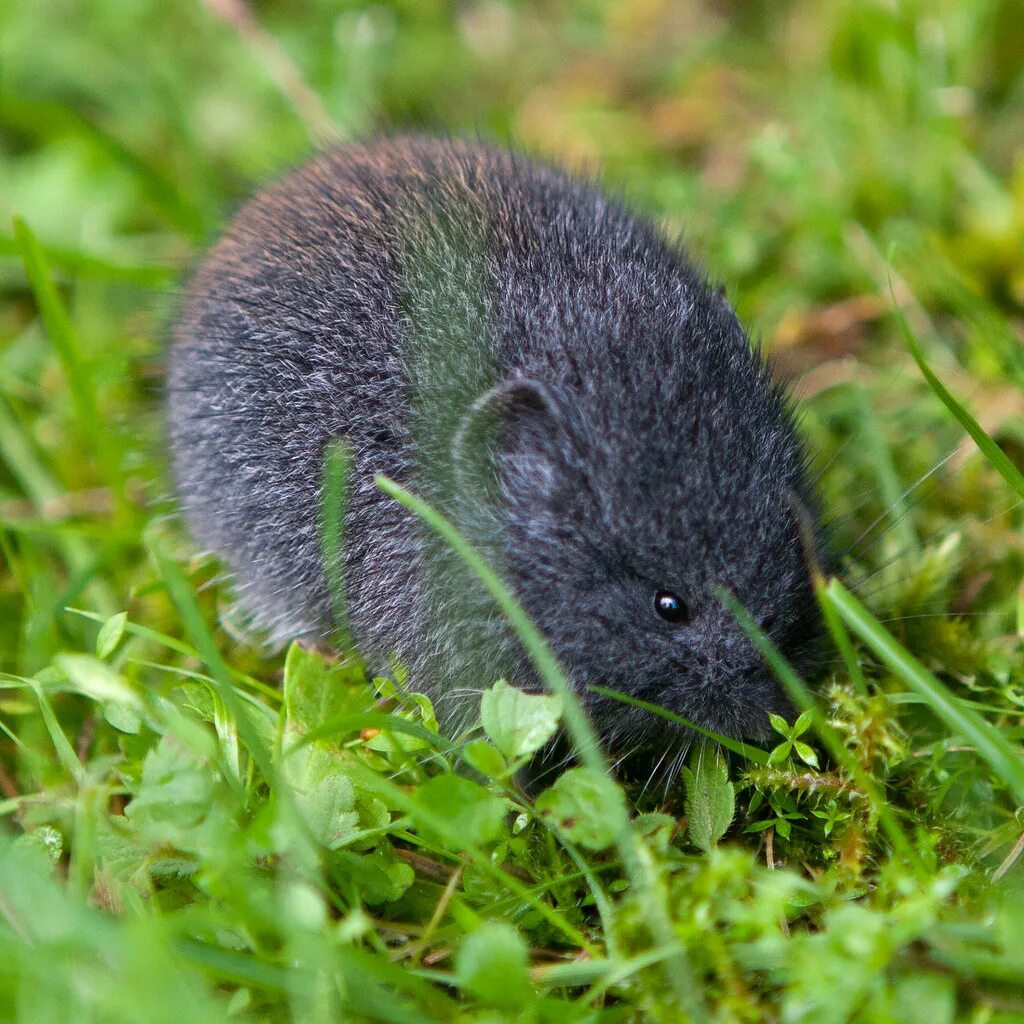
[168,136,823,746]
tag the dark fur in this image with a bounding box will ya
[168,136,823,746]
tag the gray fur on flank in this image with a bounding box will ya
[168,136,823,747]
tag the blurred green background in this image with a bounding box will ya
[2,3,1024,1020]
[5,0,1023,313]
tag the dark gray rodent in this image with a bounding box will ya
[168,135,823,747]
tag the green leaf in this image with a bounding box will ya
[681,743,735,854]
[95,612,127,659]
[793,742,820,768]
[462,740,507,778]
[287,744,359,850]
[412,775,507,849]
[2,830,59,899]
[301,774,359,850]
[283,641,372,737]
[331,848,414,905]
[126,736,214,836]
[480,679,562,761]
[791,710,813,738]
[535,767,627,851]
[103,702,142,735]
[17,826,63,868]
[54,653,139,708]
[891,974,955,1024]
[455,921,533,1007]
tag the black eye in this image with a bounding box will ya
[654,591,689,624]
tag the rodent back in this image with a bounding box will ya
[169,136,677,639]
[167,138,595,661]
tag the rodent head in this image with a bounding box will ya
[462,301,824,745]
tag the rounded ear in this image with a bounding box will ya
[452,377,565,500]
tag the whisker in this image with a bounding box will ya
[527,747,577,787]
[638,743,672,803]
[839,444,965,559]
[821,485,893,530]
[848,478,943,556]
[977,496,1024,527]
[809,435,858,488]
[610,743,644,774]
[846,537,943,595]
[841,443,1021,575]
[661,739,691,801]
[848,493,1024,608]
[875,610,1011,624]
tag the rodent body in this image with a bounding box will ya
[169,136,822,745]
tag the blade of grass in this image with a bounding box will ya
[374,476,603,775]
[531,943,688,989]
[0,704,30,754]
[28,681,87,787]
[2,93,209,235]
[589,686,769,764]
[333,942,465,1020]
[793,492,869,698]
[290,711,454,756]
[66,607,280,700]
[0,396,63,507]
[128,658,283,704]
[825,578,1024,805]
[12,216,130,520]
[578,944,696,1004]
[68,784,101,902]
[376,474,709,1021]
[321,440,353,650]
[815,577,868,696]
[546,828,619,960]
[854,385,920,557]
[0,234,175,288]
[145,529,275,785]
[0,401,117,615]
[173,939,291,992]
[895,294,1024,500]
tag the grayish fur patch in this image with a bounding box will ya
[168,135,824,747]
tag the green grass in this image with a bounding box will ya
[2,0,1024,1020]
